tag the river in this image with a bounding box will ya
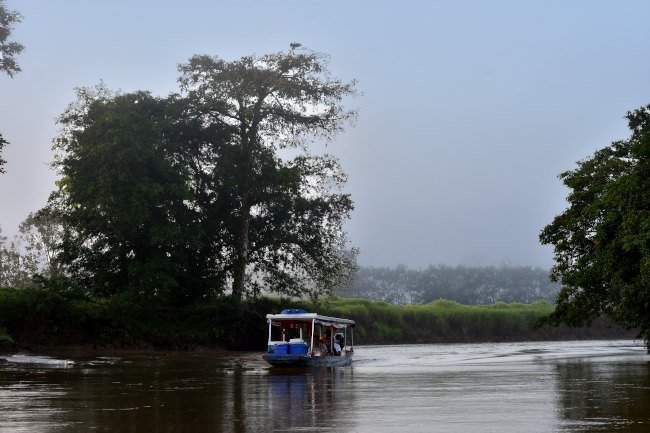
[0,340,648,432]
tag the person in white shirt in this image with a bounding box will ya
[332,339,342,356]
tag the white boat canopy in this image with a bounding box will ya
[266,310,355,328]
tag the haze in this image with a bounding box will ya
[1,0,649,269]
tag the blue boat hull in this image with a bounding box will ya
[263,352,353,368]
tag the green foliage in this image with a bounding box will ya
[49,49,358,304]
[0,211,64,289]
[540,105,650,348]
[0,0,23,78]
[0,1,24,174]
[178,49,358,300]
[314,297,607,344]
[0,326,13,350]
[0,289,629,351]
[52,89,216,303]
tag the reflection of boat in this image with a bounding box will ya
[262,309,356,367]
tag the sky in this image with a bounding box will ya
[1,0,650,269]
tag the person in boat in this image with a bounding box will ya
[332,337,342,356]
[317,336,329,355]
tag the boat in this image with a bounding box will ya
[262,309,356,367]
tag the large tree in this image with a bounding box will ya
[51,88,212,303]
[178,48,358,300]
[50,48,358,303]
[540,105,650,348]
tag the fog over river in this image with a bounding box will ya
[1,340,648,432]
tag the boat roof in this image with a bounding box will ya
[266,309,355,328]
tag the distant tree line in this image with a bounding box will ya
[339,265,560,305]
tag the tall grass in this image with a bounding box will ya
[0,288,633,351]
[315,297,628,344]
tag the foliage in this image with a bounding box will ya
[0,328,13,350]
[0,212,64,288]
[17,210,63,278]
[317,297,628,344]
[49,48,358,304]
[0,289,629,351]
[0,0,24,174]
[0,286,288,350]
[0,225,34,288]
[340,264,559,304]
[540,105,650,348]
[178,48,358,300]
[51,89,210,303]
[0,0,23,78]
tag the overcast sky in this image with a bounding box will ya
[1,0,649,269]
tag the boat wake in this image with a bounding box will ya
[1,354,75,368]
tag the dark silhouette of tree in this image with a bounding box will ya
[178,48,358,301]
[0,0,24,173]
[540,105,650,349]
[0,0,23,77]
[49,48,358,304]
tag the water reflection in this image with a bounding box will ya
[555,361,650,432]
[0,341,648,433]
[0,354,356,433]
[264,368,354,432]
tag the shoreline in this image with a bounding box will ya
[1,331,638,359]
[0,343,233,358]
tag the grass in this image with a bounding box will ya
[0,287,633,352]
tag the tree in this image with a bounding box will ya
[540,105,650,348]
[0,212,62,288]
[50,48,358,303]
[0,0,24,173]
[0,0,23,78]
[0,225,34,288]
[16,210,63,279]
[51,88,211,303]
[178,48,358,301]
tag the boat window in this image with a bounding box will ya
[270,321,309,342]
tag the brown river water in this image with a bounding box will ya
[0,340,648,432]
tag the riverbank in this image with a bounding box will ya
[0,287,636,354]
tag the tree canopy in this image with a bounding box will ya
[0,0,23,78]
[51,88,213,303]
[540,105,650,347]
[178,49,358,300]
[0,0,24,174]
[49,48,358,304]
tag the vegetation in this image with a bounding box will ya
[46,48,357,304]
[0,287,632,352]
[0,212,62,288]
[0,0,24,174]
[540,105,650,349]
[341,265,560,304]
[0,0,23,78]
[178,49,358,301]
[316,297,630,344]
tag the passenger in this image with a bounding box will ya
[332,338,342,356]
[318,336,329,355]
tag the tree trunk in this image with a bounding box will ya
[231,203,251,302]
